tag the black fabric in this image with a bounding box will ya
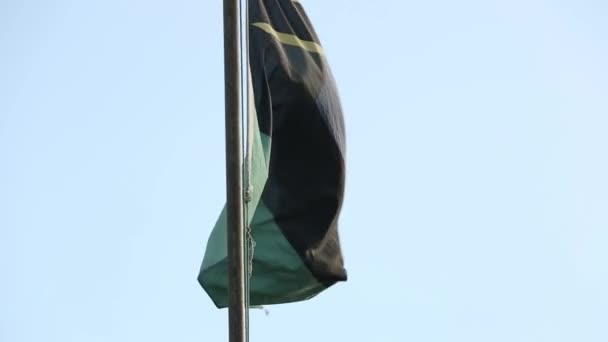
[249,0,347,284]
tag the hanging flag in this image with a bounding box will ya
[199,0,347,308]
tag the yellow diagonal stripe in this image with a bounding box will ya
[252,22,324,55]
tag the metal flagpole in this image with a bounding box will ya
[223,0,246,341]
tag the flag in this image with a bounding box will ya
[199,0,347,308]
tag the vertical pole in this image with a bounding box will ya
[223,0,246,341]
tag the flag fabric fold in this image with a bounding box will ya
[199,0,347,308]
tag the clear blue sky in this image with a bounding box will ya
[2,0,608,341]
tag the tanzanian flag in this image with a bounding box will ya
[199,0,347,308]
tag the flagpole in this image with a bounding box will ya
[223,0,246,341]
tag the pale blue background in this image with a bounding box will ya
[2,0,607,341]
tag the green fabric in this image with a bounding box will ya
[247,202,325,305]
[200,201,324,308]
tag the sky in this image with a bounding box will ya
[1,0,608,341]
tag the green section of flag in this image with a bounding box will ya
[200,201,324,308]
